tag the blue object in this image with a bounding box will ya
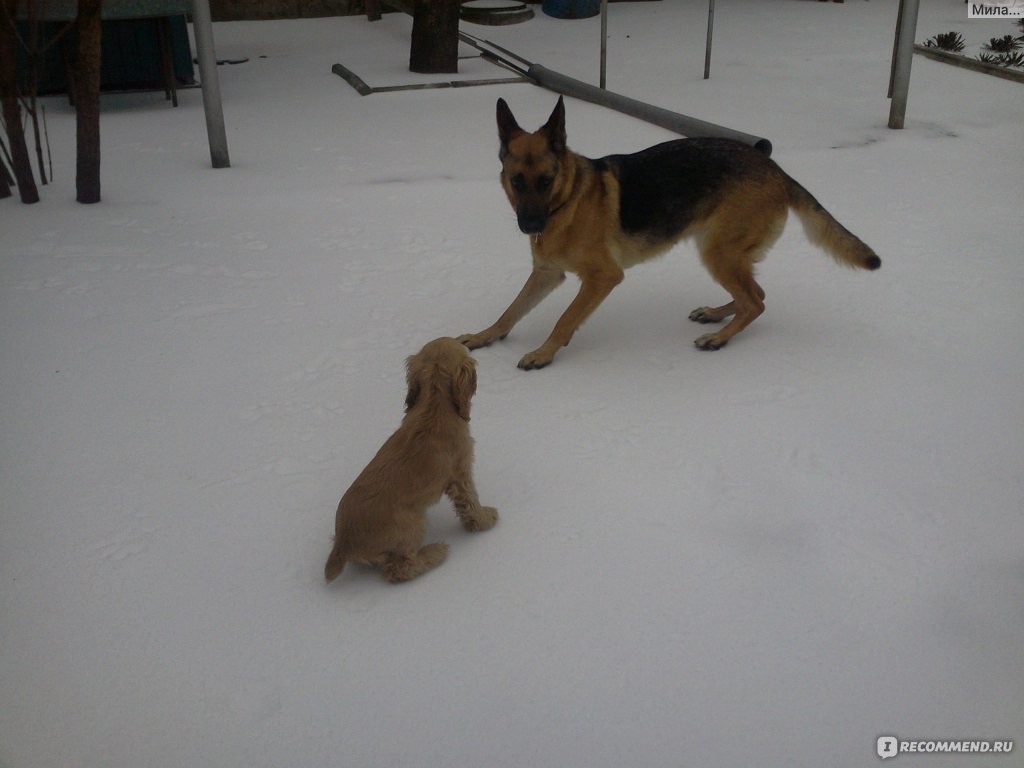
[542,0,600,19]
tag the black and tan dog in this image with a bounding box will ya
[458,97,881,369]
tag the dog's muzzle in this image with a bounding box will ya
[517,217,546,235]
[516,209,547,235]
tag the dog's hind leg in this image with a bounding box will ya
[688,300,736,325]
[382,543,449,583]
[377,518,449,583]
[688,280,765,325]
[692,259,767,350]
[691,231,774,350]
[690,195,782,349]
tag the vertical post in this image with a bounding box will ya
[704,0,715,80]
[888,0,905,98]
[75,0,102,203]
[599,0,608,89]
[888,0,919,129]
[0,0,40,202]
[409,0,460,74]
[191,0,230,167]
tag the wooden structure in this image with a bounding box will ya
[19,0,230,167]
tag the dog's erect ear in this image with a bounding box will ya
[496,98,523,151]
[450,356,477,421]
[404,357,421,413]
[540,96,566,154]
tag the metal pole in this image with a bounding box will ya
[458,34,773,154]
[887,0,905,98]
[599,0,608,89]
[191,0,230,167]
[704,0,714,80]
[529,63,772,154]
[888,0,919,129]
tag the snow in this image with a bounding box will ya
[1,1,1022,766]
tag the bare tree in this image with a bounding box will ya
[0,0,40,203]
[409,0,459,74]
[0,141,13,197]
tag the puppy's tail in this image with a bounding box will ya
[786,176,881,271]
[324,542,347,583]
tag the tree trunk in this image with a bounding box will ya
[409,0,460,74]
[0,0,41,203]
[75,0,102,204]
[0,160,12,198]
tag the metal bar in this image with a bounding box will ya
[458,32,535,69]
[888,0,904,98]
[332,61,527,94]
[331,62,374,95]
[528,63,772,155]
[704,0,714,80]
[599,0,608,89]
[371,76,529,93]
[887,0,919,129]
[381,33,771,154]
[191,0,230,167]
[476,51,531,78]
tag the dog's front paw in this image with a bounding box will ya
[463,506,498,532]
[694,332,728,351]
[457,332,496,350]
[517,348,554,370]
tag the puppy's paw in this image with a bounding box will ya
[418,542,449,567]
[463,506,498,532]
[382,543,448,583]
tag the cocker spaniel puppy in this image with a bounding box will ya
[325,338,497,584]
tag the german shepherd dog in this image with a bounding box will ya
[457,97,880,369]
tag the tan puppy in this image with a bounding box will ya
[324,338,497,584]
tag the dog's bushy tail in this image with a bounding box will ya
[786,176,881,271]
[324,542,346,583]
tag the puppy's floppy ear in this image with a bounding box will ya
[404,356,422,413]
[540,96,566,154]
[497,98,523,157]
[450,356,477,421]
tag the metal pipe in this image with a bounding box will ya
[887,0,904,98]
[191,0,230,167]
[704,0,714,80]
[888,0,919,129]
[528,63,772,155]
[458,31,532,72]
[457,33,771,154]
[599,0,608,89]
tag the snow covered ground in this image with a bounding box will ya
[2,1,1022,766]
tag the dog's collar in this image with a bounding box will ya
[534,201,567,243]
